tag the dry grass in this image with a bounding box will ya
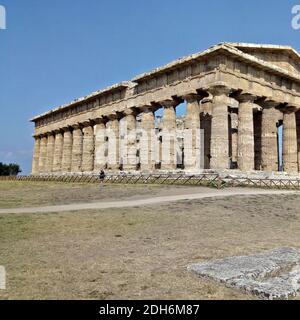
[0,181,300,300]
[0,181,203,208]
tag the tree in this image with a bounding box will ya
[0,162,22,176]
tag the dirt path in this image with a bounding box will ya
[0,189,297,214]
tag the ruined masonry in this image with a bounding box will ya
[31,43,300,175]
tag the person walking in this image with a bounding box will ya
[99,170,106,187]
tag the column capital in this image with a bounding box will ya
[61,126,72,132]
[257,98,280,109]
[72,123,83,130]
[94,116,108,125]
[182,93,201,103]
[54,129,63,135]
[137,105,155,113]
[81,120,94,127]
[158,99,180,108]
[123,107,138,117]
[207,85,232,97]
[233,92,257,103]
[106,112,120,121]
[283,105,298,114]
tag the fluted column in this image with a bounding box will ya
[140,106,155,172]
[45,133,55,173]
[184,94,201,171]
[61,128,73,172]
[106,114,120,171]
[53,130,63,172]
[32,136,41,175]
[71,124,83,173]
[161,100,178,171]
[209,85,231,169]
[38,135,48,173]
[94,119,107,171]
[82,122,95,172]
[283,107,298,173]
[236,93,256,171]
[261,101,281,172]
[123,109,137,171]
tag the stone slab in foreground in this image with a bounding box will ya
[188,247,300,300]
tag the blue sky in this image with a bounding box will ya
[0,0,299,174]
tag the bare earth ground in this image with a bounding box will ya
[0,181,300,300]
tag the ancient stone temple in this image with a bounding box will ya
[31,43,300,175]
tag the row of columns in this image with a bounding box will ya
[32,86,300,174]
[32,95,203,174]
[209,86,300,173]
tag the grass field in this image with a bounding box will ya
[0,181,210,208]
[0,181,300,299]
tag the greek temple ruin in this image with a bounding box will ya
[31,43,300,175]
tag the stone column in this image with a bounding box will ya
[230,110,238,166]
[106,114,120,171]
[82,122,95,172]
[297,112,300,172]
[209,85,231,170]
[32,136,41,175]
[184,94,201,171]
[236,93,256,171]
[52,130,64,173]
[283,107,298,173]
[38,135,48,173]
[140,106,155,172]
[71,124,83,173]
[61,128,73,172]
[261,101,281,172]
[94,119,107,171]
[45,133,55,173]
[123,109,137,171]
[161,100,178,171]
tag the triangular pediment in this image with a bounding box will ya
[226,42,300,76]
